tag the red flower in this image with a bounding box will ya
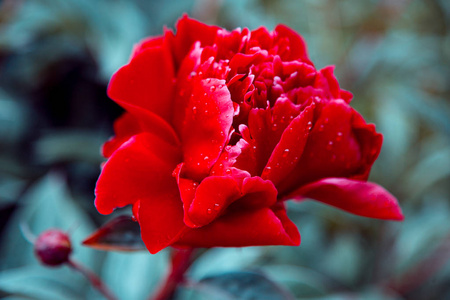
[95,16,403,254]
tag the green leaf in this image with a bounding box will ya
[82,215,146,252]
[193,271,295,300]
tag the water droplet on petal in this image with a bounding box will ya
[204,156,209,161]
[210,85,216,92]
[326,141,333,150]
[214,203,220,210]
[336,132,343,141]
[192,106,197,114]
[207,208,212,214]
[282,149,290,157]
[225,169,232,175]
[318,124,324,132]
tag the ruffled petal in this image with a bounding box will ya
[287,177,404,221]
[187,176,241,227]
[107,46,175,122]
[168,15,220,67]
[274,24,312,65]
[102,113,142,158]
[180,78,234,181]
[262,103,315,187]
[175,204,300,248]
[95,132,181,215]
[138,190,188,254]
[277,100,379,196]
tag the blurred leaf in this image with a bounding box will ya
[97,250,169,300]
[0,266,82,300]
[259,264,331,298]
[190,247,262,279]
[193,271,295,300]
[33,130,107,165]
[82,215,146,252]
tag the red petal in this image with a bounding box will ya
[274,24,312,65]
[130,36,164,59]
[95,133,181,215]
[187,176,241,227]
[168,15,220,67]
[175,205,300,248]
[138,189,188,254]
[350,111,383,181]
[234,98,304,176]
[107,45,175,122]
[180,78,234,181]
[262,104,315,187]
[230,176,277,210]
[277,100,379,195]
[288,178,404,221]
[115,99,180,146]
[102,113,142,158]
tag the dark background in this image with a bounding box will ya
[0,0,449,299]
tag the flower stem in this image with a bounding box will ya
[149,248,196,300]
[68,258,118,300]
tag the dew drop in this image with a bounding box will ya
[307,121,312,131]
[206,78,211,83]
[225,169,232,175]
[282,149,290,157]
[214,203,220,210]
[217,84,223,89]
[210,85,216,92]
[190,71,197,77]
[326,141,333,150]
[192,106,197,114]
[207,208,212,214]
[204,156,209,161]
[336,132,343,141]
[318,124,324,132]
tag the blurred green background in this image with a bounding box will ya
[0,0,449,299]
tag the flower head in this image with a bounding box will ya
[95,16,403,254]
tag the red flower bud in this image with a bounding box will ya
[34,229,72,266]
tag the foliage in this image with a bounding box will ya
[0,0,449,299]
